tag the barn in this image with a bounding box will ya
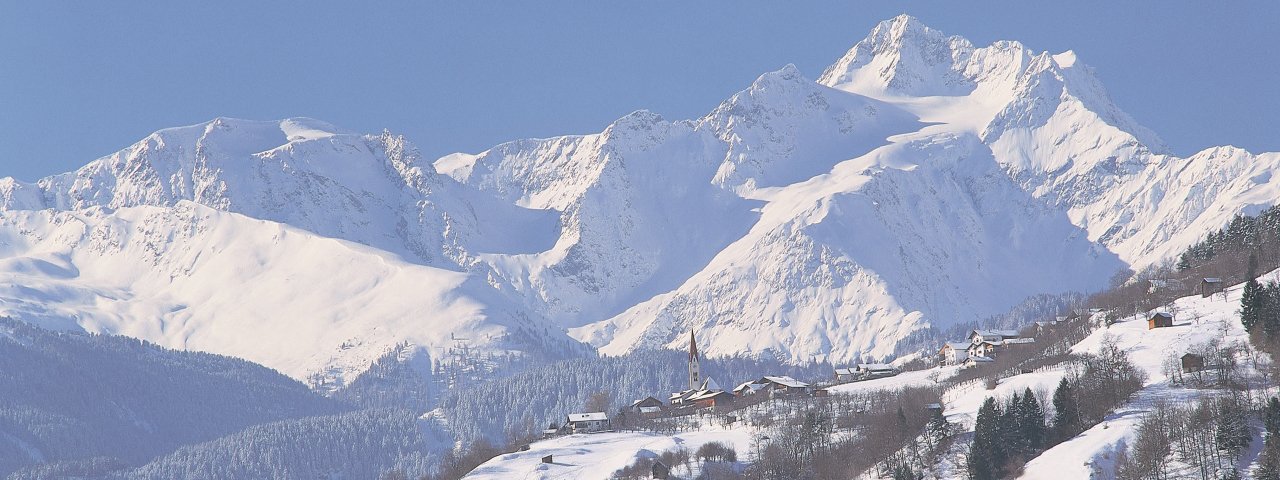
[1148,312,1174,329]
[1201,278,1224,297]
[1181,353,1206,372]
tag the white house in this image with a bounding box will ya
[566,412,610,433]
[968,329,1021,346]
[939,342,970,365]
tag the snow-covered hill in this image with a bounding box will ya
[468,272,1274,479]
[1,15,1277,384]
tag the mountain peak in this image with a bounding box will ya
[818,16,974,96]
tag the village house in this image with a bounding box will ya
[628,396,663,415]
[1148,312,1174,329]
[733,381,766,397]
[1201,278,1224,297]
[964,356,995,367]
[939,341,970,366]
[968,341,1000,358]
[854,363,899,378]
[688,389,735,409]
[752,376,811,396]
[566,412,610,433]
[966,335,1035,359]
[833,367,858,382]
[968,329,1022,346]
[1181,353,1206,372]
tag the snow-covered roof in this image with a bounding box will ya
[966,356,995,363]
[701,377,721,391]
[734,381,764,393]
[1150,312,1173,319]
[972,329,1021,338]
[1203,277,1223,283]
[568,412,608,422]
[761,375,809,388]
[834,367,856,375]
[1004,337,1036,345]
[857,363,896,371]
[629,396,660,408]
[943,341,970,350]
[638,406,661,414]
[687,390,731,402]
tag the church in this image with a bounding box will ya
[668,331,733,408]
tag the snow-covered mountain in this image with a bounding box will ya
[1,15,1276,383]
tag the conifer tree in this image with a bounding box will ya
[1018,387,1046,452]
[1051,378,1081,441]
[968,397,1003,480]
[1265,282,1280,340]
[1243,253,1264,331]
[1002,392,1024,455]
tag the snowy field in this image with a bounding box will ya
[828,364,961,395]
[464,427,755,480]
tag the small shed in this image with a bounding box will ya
[1201,278,1224,297]
[1181,353,1206,372]
[1148,312,1174,329]
[652,460,670,479]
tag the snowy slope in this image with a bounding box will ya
[819,15,1280,269]
[1,15,1277,384]
[930,273,1272,479]
[464,427,753,480]
[0,203,581,385]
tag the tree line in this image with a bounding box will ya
[969,336,1145,479]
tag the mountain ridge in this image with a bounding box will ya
[0,15,1275,383]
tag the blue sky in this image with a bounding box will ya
[1,1,1277,181]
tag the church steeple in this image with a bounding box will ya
[687,330,701,391]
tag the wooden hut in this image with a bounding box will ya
[1148,312,1174,329]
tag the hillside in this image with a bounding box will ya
[467,271,1274,479]
[0,318,342,477]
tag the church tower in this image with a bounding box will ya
[687,330,701,391]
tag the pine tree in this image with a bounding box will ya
[927,407,951,442]
[1177,253,1192,271]
[1018,387,1046,452]
[969,397,1004,480]
[1265,282,1280,340]
[1002,392,1024,455]
[1051,378,1081,442]
[1243,254,1264,331]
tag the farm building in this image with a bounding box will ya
[1201,278,1224,297]
[1148,312,1174,329]
[1181,353,1206,372]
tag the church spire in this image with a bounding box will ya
[687,330,701,391]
